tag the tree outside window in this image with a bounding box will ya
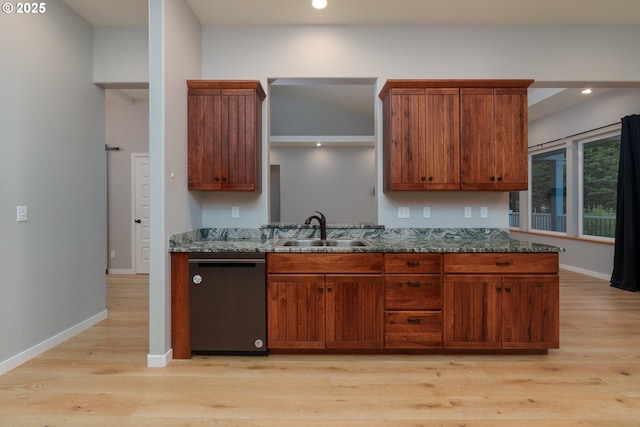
[582,135,620,238]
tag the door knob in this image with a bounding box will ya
[135,219,142,223]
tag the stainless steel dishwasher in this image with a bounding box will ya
[189,253,267,355]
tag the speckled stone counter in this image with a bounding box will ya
[169,225,564,253]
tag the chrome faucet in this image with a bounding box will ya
[304,211,327,240]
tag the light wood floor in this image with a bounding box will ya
[1,271,639,426]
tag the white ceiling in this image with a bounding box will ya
[63,0,640,26]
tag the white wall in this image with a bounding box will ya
[148,0,202,367]
[269,146,377,224]
[0,0,107,373]
[512,88,640,279]
[94,26,149,84]
[105,91,150,272]
[200,24,640,228]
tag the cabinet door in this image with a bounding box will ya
[424,88,460,190]
[325,275,384,349]
[443,274,502,348]
[384,88,460,191]
[188,92,222,190]
[494,88,528,191]
[460,88,496,190]
[385,89,427,190]
[501,275,559,349]
[267,275,325,349]
[220,89,261,191]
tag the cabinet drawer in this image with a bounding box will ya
[385,275,441,310]
[443,253,558,274]
[385,311,442,349]
[385,254,442,273]
[267,253,384,274]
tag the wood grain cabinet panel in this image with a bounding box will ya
[443,274,502,349]
[187,80,264,192]
[267,254,384,350]
[443,253,560,350]
[501,275,559,349]
[383,253,444,349]
[384,275,442,310]
[444,253,559,274]
[382,88,460,191]
[325,275,384,349]
[384,253,442,274]
[267,275,325,349]
[385,311,443,349]
[380,79,532,192]
[460,87,529,190]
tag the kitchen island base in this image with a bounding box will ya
[171,250,559,358]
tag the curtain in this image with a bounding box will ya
[611,114,640,292]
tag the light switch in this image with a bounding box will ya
[464,206,472,218]
[480,207,489,218]
[231,207,240,218]
[398,207,410,218]
[423,207,431,218]
[17,206,28,222]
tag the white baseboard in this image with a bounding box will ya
[0,309,108,376]
[147,348,173,368]
[108,268,135,275]
[560,263,611,281]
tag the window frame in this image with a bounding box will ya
[518,123,620,243]
[528,143,568,236]
[577,126,621,242]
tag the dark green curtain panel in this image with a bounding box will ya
[611,114,640,292]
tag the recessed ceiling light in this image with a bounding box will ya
[582,88,592,94]
[312,0,327,10]
[316,142,322,147]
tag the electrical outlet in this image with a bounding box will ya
[423,207,431,218]
[110,250,116,259]
[480,207,488,218]
[398,207,410,218]
[231,206,240,218]
[464,206,472,218]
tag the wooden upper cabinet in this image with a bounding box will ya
[494,89,529,190]
[187,80,265,192]
[380,79,532,192]
[382,87,460,191]
[460,87,529,191]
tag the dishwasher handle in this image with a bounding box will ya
[189,258,265,265]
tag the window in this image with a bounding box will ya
[509,191,520,228]
[581,134,620,238]
[531,148,566,233]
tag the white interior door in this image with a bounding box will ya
[133,154,150,274]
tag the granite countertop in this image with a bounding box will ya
[169,226,564,254]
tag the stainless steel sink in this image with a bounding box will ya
[277,239,372,247]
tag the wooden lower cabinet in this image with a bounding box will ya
[385,311,443,349]
[267,275,325,349]
[383,254,443,349]
[264,252,559,353]
[267,274,384,350]
[443,274,559,349]
[501,274,560,349]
